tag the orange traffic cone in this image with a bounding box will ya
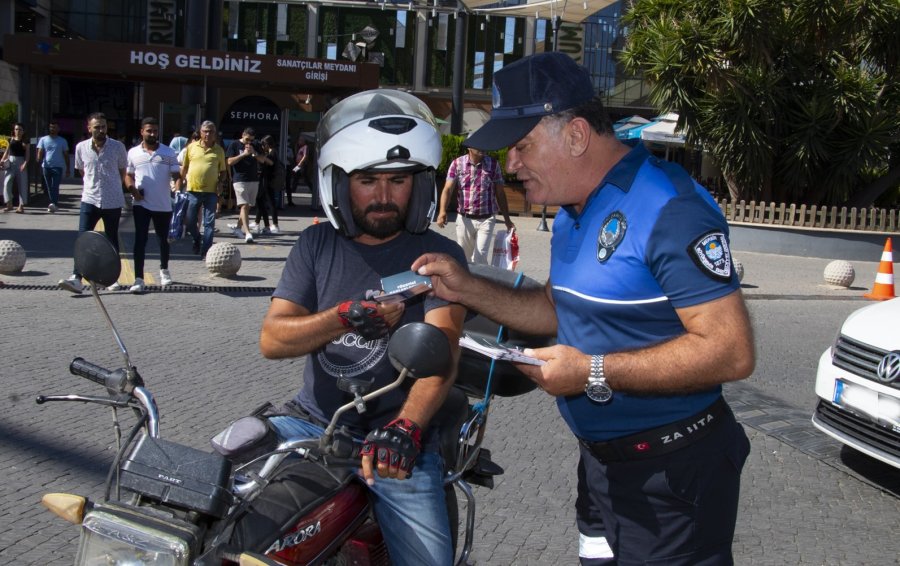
[863,237,895,300]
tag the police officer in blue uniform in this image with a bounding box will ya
[413,52,755,565]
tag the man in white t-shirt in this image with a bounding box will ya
[125,117,181,292]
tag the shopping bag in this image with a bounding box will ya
[168,191,188,243]
[490,228,519,270]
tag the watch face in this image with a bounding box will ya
[586,381,613,404]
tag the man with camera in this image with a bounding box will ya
[226,127,267,243]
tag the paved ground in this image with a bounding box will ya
[1,181,898,565]
[0,181,889,294]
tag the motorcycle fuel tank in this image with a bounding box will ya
[228,458,376,564]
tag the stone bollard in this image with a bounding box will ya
[823,260,855,288]
[205,242,242,276]
[0,240,26,273]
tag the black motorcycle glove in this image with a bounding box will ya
[337,300,390,341]
[360,418,423,475]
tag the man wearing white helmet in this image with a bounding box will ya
[259,90,467,566]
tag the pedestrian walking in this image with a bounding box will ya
[169,132,189,154]
[225,127,267,243]
[414,52,755,565]
[289,136,309,207]
[1,123,31,214]
[436,145,514,264]
[59,112,128,293]
[251,134,281,234]
[175,120,227,258]
[36,120,70,213]
[125,117,180,293]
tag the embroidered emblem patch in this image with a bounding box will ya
[597,212,626,263]
[689,231,733,281]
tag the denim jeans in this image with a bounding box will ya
[75,203,121,277]
[42,166,63,206]
[184,191,218,256]
[268,416,453,566]
[3,156,28,206]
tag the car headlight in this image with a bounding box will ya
[75,508,192,566]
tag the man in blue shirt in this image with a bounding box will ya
[414,52,755,565]
[36,120,70,213]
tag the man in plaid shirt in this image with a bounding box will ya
[437,145,514,264]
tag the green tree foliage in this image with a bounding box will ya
[0,103,17,139]
[440,133,466,174]
[620,0,900,206]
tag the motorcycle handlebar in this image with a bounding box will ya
[69,357,112,386]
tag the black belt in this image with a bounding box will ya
[459,212,493,220]
[580,396,729,463]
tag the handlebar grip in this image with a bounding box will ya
[69,357,112,386]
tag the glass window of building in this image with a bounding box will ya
[470,16,525,89]
[428,14,525,90]
[225,1,309,56]
[582,13,649,110]
[319,6,415,86]
[49,0,145,43]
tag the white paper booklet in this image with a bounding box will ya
[458,334,546,366]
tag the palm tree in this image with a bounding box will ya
[619,0,900,206]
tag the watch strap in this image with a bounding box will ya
[589,354,605,382]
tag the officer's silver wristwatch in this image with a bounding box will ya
[585,354,613,404]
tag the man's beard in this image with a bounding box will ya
[93,132,107,143]
[144,135,158,146]
[351,202,406,239]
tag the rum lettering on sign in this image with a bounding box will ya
[147,0,177,46]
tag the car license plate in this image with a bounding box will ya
[834,379,900,428]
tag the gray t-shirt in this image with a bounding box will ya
[273,223,468,434]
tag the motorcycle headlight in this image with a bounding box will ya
[75,508,192,566]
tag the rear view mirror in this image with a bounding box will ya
[73,232,121,287]
[388,322,451,379]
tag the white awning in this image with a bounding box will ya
[640,113,685,146]
[459,0,618,24]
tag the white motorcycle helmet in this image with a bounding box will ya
[316,89,443,238]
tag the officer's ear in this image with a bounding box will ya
[565,117,591,158]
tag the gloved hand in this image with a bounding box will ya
[337,300,390,341]
[360,418,422,481]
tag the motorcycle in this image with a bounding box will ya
[37,231,547,565]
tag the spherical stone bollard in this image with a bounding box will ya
[732,257,744,283]
[0,240,26,273]
[205,242,242,276]
[824,260,855,288]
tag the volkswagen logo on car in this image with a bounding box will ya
[876,351,900,384]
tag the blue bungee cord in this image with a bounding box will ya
[473,270,526,414]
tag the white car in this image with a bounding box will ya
[812,297,900,469]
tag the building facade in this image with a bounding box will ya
[0,0,651,152]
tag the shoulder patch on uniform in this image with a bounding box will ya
[688,231,733,281]
[597,211,627,263]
